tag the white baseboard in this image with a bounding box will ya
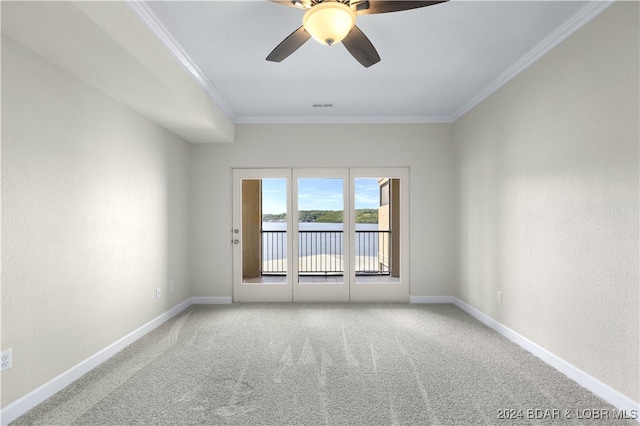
[1,296,234,424]
[4,296,637,424]
[191,296,232,304]
[0,298,193,426]
[411,295,640,419]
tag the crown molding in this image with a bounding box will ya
[450,0,615,122]
[234,115,455,124]
[126,1,238,122]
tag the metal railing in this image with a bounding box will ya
[355,230,390,275]
[261,230,391,275]
[262,230,287,275]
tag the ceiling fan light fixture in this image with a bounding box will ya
[303,2,356,46]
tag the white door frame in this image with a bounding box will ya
[232,167,409,302]
[232,168,293,302]
[292,168,351,302]
[349,168,409,302]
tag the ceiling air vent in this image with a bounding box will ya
[311,102,335,108]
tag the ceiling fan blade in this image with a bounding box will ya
[342,25,380,68]
[356,0,447,15]
[266,26,311,62]
[270,0,310,10]
[349,0,370,12]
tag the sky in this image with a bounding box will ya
[261,178,381,214]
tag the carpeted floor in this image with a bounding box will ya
[11,303,634,425]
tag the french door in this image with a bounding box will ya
[232,169,292,302]
[232,168,409,302]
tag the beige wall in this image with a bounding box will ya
[453,2,639,401]
[189,123,456,298]
[1,36,192,406]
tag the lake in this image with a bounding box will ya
[261,222,385,263]
[262,222,378,231]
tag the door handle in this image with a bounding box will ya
[233,239,239,245]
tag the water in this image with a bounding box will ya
[261,222,384,261]
[262,222,377,231]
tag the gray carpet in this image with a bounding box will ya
[12,303,634,425]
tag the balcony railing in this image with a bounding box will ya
[261,230,391,275]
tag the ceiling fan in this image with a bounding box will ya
[266,0,448,68]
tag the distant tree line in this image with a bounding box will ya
[263,209,378,224]
[354,209,378,223]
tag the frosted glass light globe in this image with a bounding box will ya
[303,2,356,46]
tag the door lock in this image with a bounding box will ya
[233,239,239,244]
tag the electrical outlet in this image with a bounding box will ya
[156,287,161,299]
[170,281,175,292]
[1,349,12,371]
[497,291,503,304]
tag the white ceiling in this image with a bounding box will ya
[135,0,604,124]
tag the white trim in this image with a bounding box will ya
[125,1,238,121]
[411,295,639,418]
[410,296,640,423]
[191,296,233,304]
[234,115,454,124]
[409,295,455,304]
[450,297,639,419]
[4,295,636,424]
[0,298,193,426]
[0,296,233,424]
[450,0,615,121]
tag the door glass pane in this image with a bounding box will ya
[297,178,344,284]
[354,178,400,283]
[242,178,287,284]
